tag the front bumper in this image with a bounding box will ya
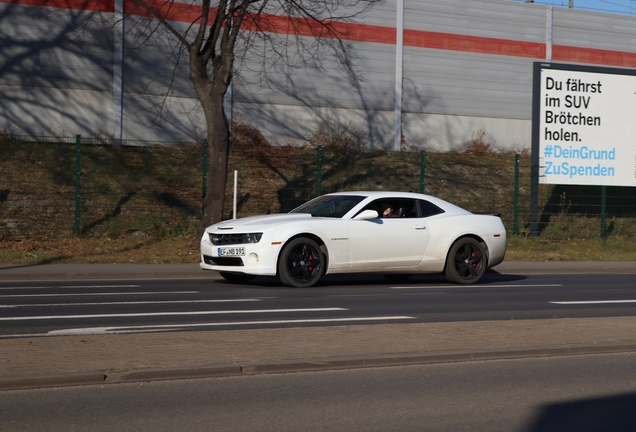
[199,235,280,276]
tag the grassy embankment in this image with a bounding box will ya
[2,236,636,265]
[2,126,635,265]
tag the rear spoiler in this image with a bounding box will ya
[473,212,502,218]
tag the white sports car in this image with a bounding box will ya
[200,191,506,287]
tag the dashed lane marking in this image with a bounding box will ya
[551,300,636,305]
[0,308,348,321]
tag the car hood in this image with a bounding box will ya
[207,213,313,231]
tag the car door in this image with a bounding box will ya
[348,198,430,270]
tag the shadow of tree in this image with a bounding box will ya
[0,2,114,135]
[154,192,199,217]
[527,392,636,432]
[83,191,135,233]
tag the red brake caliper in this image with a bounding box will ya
[308,253,314,272]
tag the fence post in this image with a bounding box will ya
[514,154,520,235]
[74,134,81,236]
[600,186,606,239]
[420,150,426,194]
[530,137,540,237]
[316,145,323,196]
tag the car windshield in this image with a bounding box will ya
[290,195,366,218]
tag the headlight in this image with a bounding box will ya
[242,233,263,244]
[209,232,263,245]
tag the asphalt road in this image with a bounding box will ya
[1,272,636,338]
[2,352,636,432]
[1,261,636,392]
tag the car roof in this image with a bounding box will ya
[326,191,434,200]
[325,191,470,214]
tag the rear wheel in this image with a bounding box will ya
[278,237,324,288]
[445,238,486,284]
[219,272,255,284]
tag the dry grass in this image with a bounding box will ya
[0,236,200,265]
[505,237,636,262]
[2,236,635,265]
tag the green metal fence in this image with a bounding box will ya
[2,134,636,240]
[225,141,529,236]
[1,135,203,239]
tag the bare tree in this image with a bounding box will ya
[127,0,380,229]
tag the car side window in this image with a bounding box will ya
[396,199,417,218]
[364,199,418,218]
[363,200,390,218]
[418,199,445,218]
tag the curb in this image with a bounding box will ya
[0,372,107,391]
[3,342,636,391]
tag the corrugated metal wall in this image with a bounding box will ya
[400,0,544,150]
[0,6,115,137]
[1,0,636,150]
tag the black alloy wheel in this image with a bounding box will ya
[278,237,324,288]
[445,238,486,284]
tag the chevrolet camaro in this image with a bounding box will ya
[200,191,506,287]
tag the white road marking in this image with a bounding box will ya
[0,299,263,308]
[390,284,564,289]
[0,285,142,290]
[0,291,198,298]
[44,316,416,336]
[328,293,439,298]
[0,308,348,321]
[550,300,636,305]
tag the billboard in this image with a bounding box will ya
[532,62,636,187]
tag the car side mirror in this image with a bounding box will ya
[353,209,379,220]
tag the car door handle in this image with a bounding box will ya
[413,225,427,230]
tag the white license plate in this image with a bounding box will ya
[218,247,245,257]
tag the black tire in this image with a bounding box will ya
[219,272,255,284]
[445,238,487,284]
[278,237,324,288]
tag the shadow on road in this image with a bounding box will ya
[527,392,636,432]
[214,269,527,288]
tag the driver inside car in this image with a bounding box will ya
[380,202,399,218]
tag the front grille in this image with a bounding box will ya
[203,255,244,266]
[209,233,262,245]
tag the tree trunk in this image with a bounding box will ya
[201,90,229,229]
[191,49,233,234]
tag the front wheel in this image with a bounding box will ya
[278,237,324,288]
[445,238,487,284]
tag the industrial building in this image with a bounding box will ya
[2,0,636,151]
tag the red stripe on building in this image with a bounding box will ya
[123,0,202,22]
[214,12,397,45]
[404,30,545,58]
[3,0,636,69]
[2,0,113,12]
[553,45,636,68]
[316,21,396,45]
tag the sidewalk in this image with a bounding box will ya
[1,262,636,390]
